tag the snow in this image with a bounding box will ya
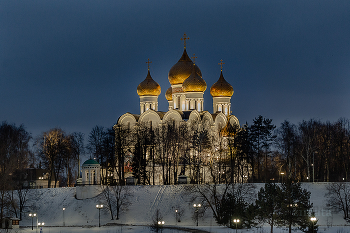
[8,183,350,233]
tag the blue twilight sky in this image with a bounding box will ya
[1,0,350,139]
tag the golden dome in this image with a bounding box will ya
[168,49,202,85]
[137,70,161,96]
[182,66,207,92]
[210,71,234,97]
[165,87,172,101]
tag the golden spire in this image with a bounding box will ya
[191,54,197,65]
[181,33,189,49]
[218,59,225,71]
[146,58,152,71]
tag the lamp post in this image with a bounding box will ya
[280,172,285,183]
[157,221,165,233]
[310,217,317,233]
[29,213,36,230]
[38,222,44,233]
[62,207,65,226]
[193,204,201,226]
[233,219,240,233]
[175,209,178,225]
[96,204,103,227]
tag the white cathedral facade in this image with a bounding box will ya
[115,34,246,184]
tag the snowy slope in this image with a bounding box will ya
[16,183,350,231]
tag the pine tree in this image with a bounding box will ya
[276,179,313,233]
[255,182,281,233]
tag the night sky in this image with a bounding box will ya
[1,0,350,139]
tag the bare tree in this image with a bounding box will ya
[0,122,31,221]
[36,128,78,187]
[111,185,133,220]
[187,182,256,226]
[325,182,350,220]
[100,186,115,220]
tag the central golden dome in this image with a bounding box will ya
[210,71,234,97]
[168,49,202,85]
[182,66,207,92]
[137,70,161,96]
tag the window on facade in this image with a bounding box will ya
[190,100,195,109]
[218,105,222,112]
[197,102,201,111]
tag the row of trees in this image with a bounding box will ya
[35,116,350,186]
[2,116,350,188]
[189,180,315,233]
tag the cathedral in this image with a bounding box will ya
[117,34,239,132]
[115,34,244,184]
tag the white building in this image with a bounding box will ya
[115,35,247,184]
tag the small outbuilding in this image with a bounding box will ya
[81,159,101,185]
[1,217,20,229]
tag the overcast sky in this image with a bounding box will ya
[1,0,350,139]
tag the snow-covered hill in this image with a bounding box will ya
[17,183,350,231]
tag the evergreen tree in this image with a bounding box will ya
[255,182,281,233]
[250,115,276,182]
[276,179,313,233]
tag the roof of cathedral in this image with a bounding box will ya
[168,49,202,85]
[221,120,238,137]
[165,87,172,101]
[137,70,161,96]
[210,71,234,97]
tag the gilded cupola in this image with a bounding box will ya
[137,70,161,96]
[168,34,202,85]
[182,64,207,92]
[210,60,233,97]
[210,71,234,97]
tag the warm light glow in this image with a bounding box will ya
[311,217,317,221]
[96,204,103,209]
[63,208,65,211]
[281,172,284,175]
[233,219,240,223]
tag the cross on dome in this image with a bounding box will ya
[181,33,190,49]
[192,54,197,65]
[146,58,152,70]
[219,59,225,71]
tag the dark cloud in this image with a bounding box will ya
[1,0,350,138]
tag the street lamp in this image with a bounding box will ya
[175,209,178,225]
[29,213,36,230]
[62,207,65,226]
[280,172,285,183]
[193,204,201,226]
[233,219,240,233]
[96,204,103,227]
[157,221,165,233]
[310,217,317,233]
